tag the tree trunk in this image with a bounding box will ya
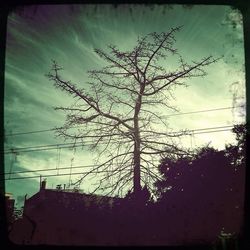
[133,127,141,194]
[133,84,145,195]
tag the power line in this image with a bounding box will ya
[4,141,92,153]
[3,144,87,154]
[3,140,132,154]
[3,125,234,154]
[4,106,242,137]
[1,129,237,181]
[163,106,239,117]
[2,159,160,177]
[2,171,113,181]
[2,162,161,182]
[3,128,233,155]
[192,128,232,135]
[188,125,233,132]
[1,163,98,176]
[5,128,58,137]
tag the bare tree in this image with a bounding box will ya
[47,26,219,197]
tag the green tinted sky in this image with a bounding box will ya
[4,4,245,202]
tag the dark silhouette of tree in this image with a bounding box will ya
[125,186,151,205]
[154,124,246,243]
[225,123,246,167]
[47,26,219,197]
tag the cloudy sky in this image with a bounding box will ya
[4,4,245,203]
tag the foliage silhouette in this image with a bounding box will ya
[154,124,246,243]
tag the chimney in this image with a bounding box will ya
[40,179,46,190]
[5,193,15,224]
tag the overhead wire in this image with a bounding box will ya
[3,125,234,154]
[2,106,240,182]
[2,160,160,181]
[1,127,236,182]
[3,106,243,137]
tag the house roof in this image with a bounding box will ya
[24,188,122,210]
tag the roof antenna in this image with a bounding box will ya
[68,157,74,188]
[56,146,61,175]
[40,175,42,190]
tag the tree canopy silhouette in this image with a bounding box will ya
[47,26,219,197]
[155,124,246,239]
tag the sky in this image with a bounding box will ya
[4,4,245,204]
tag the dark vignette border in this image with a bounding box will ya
[0,0,249,249]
